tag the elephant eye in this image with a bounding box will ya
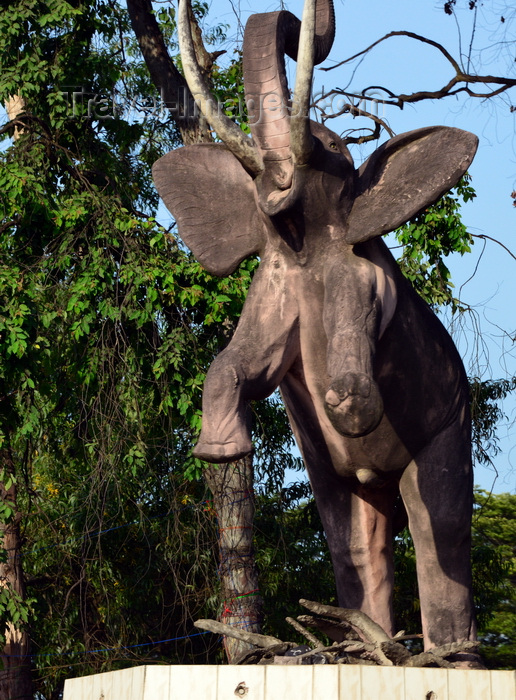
[329,141,338,151]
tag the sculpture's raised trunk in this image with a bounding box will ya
[243,12,298,192]
[242,0,335,197]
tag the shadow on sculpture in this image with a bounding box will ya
[153,0,479,652]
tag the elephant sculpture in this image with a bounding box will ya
[153,0,479,650]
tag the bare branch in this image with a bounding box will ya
[404,652,454,668]
[391,632,424,641]
[197,603,484,668]
[316,95,395,144]
[194,619,282,647]
[299,599,391,644]
[285,616,321,647]
[296,613,358,642]
[471,233,516,263]
[405,641,480,668]
[320,30,515,110]
[326,31,462,75]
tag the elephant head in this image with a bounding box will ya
[154,0,477,445]
[154,0,476,277]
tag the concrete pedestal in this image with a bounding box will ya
[63,664,515,700]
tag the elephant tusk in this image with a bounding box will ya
[177,0,263,176]
[290,0,317,167]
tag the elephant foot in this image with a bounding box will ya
[193,438,253,464]
[324,372,383,437]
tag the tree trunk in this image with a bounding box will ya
[0,465,32,700]
[2,98,32,700]
[126,0,212,145]
[127,2,263,662]
[5,95,25,140]
[204,457,263,662]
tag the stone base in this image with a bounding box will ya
[63,664,515,700]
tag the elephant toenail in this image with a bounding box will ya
[325,389,341,406]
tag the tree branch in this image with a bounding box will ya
[470,233,516,262]
[321,30,515,110]
[285,616,321,647]
[0,115,52,140]
[299,599,391,644]
[326,31,462,75]
[4,96,25,140]
[315,97,395,144]
[126,0,211,145]
[0,219,20,235]
[187,2,225,77]
[194,619,281,648]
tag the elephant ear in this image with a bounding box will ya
[346,126,478,245]
[153,143,265,276]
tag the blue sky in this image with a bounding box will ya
[198,0,516,492]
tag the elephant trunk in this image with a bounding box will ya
[243,12,298,192]
[243,0,335,196]
[177,0,335,203]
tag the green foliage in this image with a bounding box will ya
[212,53,250,134]
[473,490,516,669]
[0,471,34,649]
[469,378,516,465]
[392,528,421,643]
[395,175,476,310]
[0,470,15,523]
[0,587,32,645]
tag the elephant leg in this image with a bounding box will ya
[192,345,255,462]
[193,269,300,463]
[310,473,398,637]
[399,415,476,649]
[322,255,384,437]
